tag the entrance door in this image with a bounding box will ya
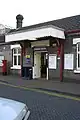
[41,52,47,78]
[33,52,41,78]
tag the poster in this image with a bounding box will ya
[49,54,56,69]
[64,54,74,70]
[25,55,31,64]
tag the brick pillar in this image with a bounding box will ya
[60,41,64,82]
[20,43,26,77]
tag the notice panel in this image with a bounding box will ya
[49,54,56,69]
[64,54,74,70]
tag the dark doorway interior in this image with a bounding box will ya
[41,52,48,78]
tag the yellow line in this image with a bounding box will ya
[0,81,80,101]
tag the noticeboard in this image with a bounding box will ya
[64,54,74,70]
[49,54,57,69]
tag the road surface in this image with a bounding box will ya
[0,83,80,120]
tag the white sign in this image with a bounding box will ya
[64,54,74,70]
[0,55,4,66]
[49,54,56,69]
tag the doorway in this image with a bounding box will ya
[33,52,41,79]
[41,52,48,78]
[33,51,48,79]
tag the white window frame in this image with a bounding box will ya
[0,55,4,66]
[73,40,80,73]
[77,43,80,70]
[11,47,21,69]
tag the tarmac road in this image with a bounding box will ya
[0,83,80,120]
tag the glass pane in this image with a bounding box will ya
[18,55,21,65]
[78,43,80,51]
[13,49,17,54]
[18,48,21,54]
[14,56,17,65]
[78,54,80,67]
[0,56,4,66]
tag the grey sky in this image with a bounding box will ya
[0,0,80,28]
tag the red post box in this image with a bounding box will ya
[2,60,7,75]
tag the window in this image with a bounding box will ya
[13,48,21,68]
[0,55,4,66]
[77,43,80,69]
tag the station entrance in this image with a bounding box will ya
[33,51,48,79]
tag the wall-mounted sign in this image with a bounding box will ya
[49,54,57,69]
[26,55,30,58]
[25,54,31,64]
[34,47,47,51]
[64,54,74,70]
[52,43,57,47]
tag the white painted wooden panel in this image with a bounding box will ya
[5,27,65,42]
[73,38,80,44]
[31,40,49,47]
[11,44,21,49]
[33,52,41,79]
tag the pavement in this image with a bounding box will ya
[0,75,80,97]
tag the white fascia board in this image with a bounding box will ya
[31,40,49,47]
[50,27,65,39]
[5,26,65,43]
[73,38,80,44]
[11,44,21,49]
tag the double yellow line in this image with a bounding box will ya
[0,81,80,101]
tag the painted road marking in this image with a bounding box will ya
[0,81,80,101]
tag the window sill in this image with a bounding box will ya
[74,70,80,73]
[11,66,21,70]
